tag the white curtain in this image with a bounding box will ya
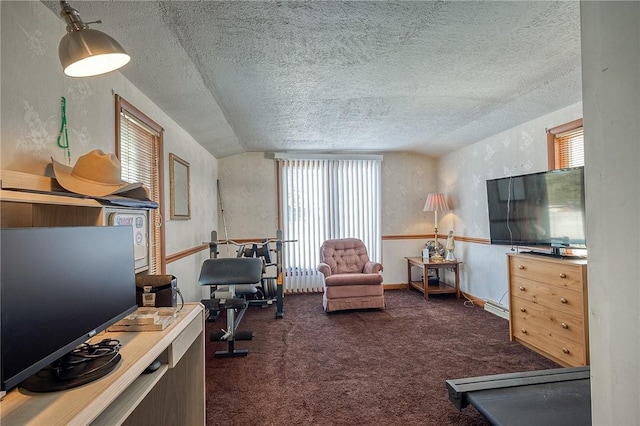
[277,155,382,293]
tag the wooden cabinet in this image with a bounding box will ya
[507,253,589,367]
[0,304,205,425]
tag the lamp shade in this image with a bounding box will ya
[59,29,130,77]
[423,193,449,212]
[58,1,130,77]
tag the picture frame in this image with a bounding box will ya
[169,153,191,220]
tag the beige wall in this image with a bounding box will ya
[217,152,279,240]
[217,151,439,283]
[438,102,583,302]
[1,1,217,303]
[581,2,640,423]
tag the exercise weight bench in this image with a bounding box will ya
[198,257,263,357]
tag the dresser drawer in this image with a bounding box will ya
[512,315,587,366]
[511,298,584,344]
[509,255,584,291]
[510,275,583,317]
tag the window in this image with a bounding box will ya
[277,155,382,293]
[547,118,584,169]
[115,95,165,274]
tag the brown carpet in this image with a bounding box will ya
[205,289,559,425]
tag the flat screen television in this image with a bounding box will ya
[1,226,138,394]
[486,166,586,255]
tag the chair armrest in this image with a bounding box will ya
[363,261,383,274]
[317,262,332,278]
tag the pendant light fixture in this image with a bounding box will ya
[58,1,130,77]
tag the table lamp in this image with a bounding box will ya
[423,193,449,262]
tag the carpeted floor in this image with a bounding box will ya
[205,289,559,425]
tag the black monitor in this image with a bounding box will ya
[1,226,138,393]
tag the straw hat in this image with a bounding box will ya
[52,150,142,197]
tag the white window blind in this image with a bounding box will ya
[278,157,382,293]
[117,96,164,274]
[548,118,584,170]
[555,126,584,169]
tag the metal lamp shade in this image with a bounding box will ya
[59,28,130,77]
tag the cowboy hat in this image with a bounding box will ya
[52,149,142,197]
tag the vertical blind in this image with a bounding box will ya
[119,110,163,274]
[278,157,382,293]
[554,126,584,169]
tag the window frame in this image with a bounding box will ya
[115,95,166,274]
[547,118,584,170]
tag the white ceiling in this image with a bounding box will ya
[46,1,582,159]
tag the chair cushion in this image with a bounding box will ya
[324,283,384,298]
[324,272,383,287]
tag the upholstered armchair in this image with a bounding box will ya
[317,238,385,312]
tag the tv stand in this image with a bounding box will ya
[0,304,205,425]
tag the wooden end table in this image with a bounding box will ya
[405,257,461,300]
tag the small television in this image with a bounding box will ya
[1,226,138,394]
[486,166,586,255]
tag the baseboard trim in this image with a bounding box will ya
[384,285,485,308]
[383,283,410,290]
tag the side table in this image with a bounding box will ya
[406,257,461,300]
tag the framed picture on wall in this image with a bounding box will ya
[169,153,191,220]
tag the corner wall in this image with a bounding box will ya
[217,151,439,283]
[581,2,640,423]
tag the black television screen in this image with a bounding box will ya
[1,226,138,393]
[486,167,586,251]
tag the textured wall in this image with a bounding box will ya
[217,152,439,283]
[438,102,583,304]
[217,152,278,241]
[382,152,438,236]
[0,1,217,303]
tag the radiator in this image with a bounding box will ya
[484,299,509,320]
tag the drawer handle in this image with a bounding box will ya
[560,297,568,304]
[519,286,525,291]
[521,328,527,334]
[520,307,526,312]
[561,323,569,329]
[562,348,570,354]
[559,273,567,279]
[518,265,525,270]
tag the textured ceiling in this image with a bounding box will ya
[45,1,582,159]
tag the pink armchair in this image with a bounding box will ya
[317,238,385,312]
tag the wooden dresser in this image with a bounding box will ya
[507,253,589,367]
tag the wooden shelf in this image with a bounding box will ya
[410,280,458,295]
[0,188,102,207]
